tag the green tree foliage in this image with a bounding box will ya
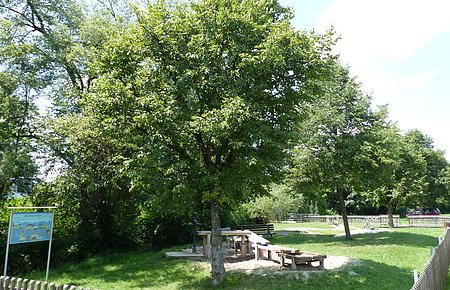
[358,123,425,227]
[87,0,336,284]
[289,64,386,239]
[361,128,449,226]
[0,73,37,198]
[243,183,303,222]
[403,130,449,208]
[0,0,138,266]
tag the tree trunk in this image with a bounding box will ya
[337,186,352,239]
[387,200,394,228]
[211,197,225,285]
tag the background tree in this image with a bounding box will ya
[0,0,142,265]
[403,130,450,209]
[358,123,427,227]
[0,72,37,197]
[289,64,386,239]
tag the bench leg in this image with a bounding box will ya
[318,259,325,270]
[240,235,247,257]
[291,257,297,270]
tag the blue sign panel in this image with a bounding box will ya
[10,212,53,244]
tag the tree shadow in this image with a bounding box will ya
[181,258,415,290]
[271,230,441,248]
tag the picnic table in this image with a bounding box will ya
[197,230,251,259]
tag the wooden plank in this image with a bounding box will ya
[247,232,270,245]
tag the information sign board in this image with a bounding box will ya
[10,212,53,244]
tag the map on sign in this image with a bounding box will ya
[10,212,53,244]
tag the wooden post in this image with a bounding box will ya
[240,235,247,257]
[413,270,419,283]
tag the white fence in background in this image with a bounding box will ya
[288,214,400,227]
[408,216,450,228]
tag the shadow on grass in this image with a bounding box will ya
[215,258,415,290]
[30,229,439,289]
[42,252,416,290]
[271,230,440,249]
[31,250,211,289]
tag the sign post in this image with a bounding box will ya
[3,207,56,281]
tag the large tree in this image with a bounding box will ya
[87,0,336,284]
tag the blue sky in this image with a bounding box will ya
[280,0,450,160]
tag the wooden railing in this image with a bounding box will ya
[0,276,96,290]
[410,229,450,290]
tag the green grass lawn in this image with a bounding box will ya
[29,225,445,290]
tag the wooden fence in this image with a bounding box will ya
[0,276,96,290]
[408,216,450,227]
[288,214,400,226]
[410,229,450,290]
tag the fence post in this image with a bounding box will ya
[430,246,434,257]
[413,269,419,283]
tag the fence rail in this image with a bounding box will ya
[410,229,450,290]
[288,214,400,226]
[0,276,96,290]
[408,216,450,227]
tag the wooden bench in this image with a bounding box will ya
[279,250,327,270]
[238,224,275,237]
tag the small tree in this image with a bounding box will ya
[244,183,303,222]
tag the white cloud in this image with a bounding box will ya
[316,0,450,160]
[316,0,450,101]
[398,69,440,90]
[318,0,450,66]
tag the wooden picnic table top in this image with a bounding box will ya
[197,230,251,236]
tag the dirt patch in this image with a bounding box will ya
[334,228,392,237]
[224,255,350,271]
